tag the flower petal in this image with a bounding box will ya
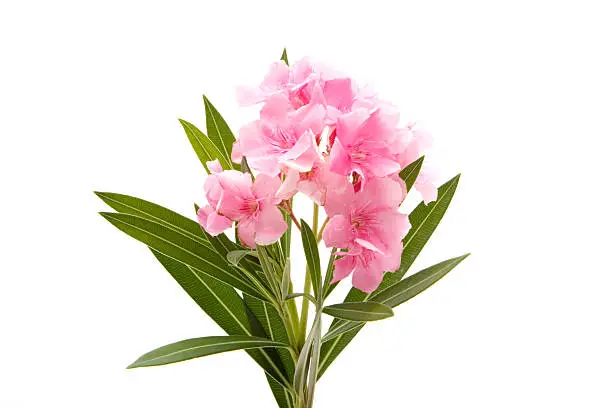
[254,205,287,245]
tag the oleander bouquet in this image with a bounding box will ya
[97,49,469,407]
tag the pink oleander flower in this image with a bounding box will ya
[328,108,403,185]
[331,246,404,293]
[276,155,351,205]
[322,177,411,292]
[236,58,316,108]
[197,170,287,248]
[233,93,325,176]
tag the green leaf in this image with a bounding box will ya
[321,254,469,343]
[399,156,424,192]
[203,95,239,170]
[280,48,289,65]
[267,375,294,408]
[95,191,210,248]
[227,250,257,266]
[318,174,461,378]
[127,335,287,368]
[373,254,470,307]
[179,118,233,172]
[99,212,266,300]
[286,293,317,304]
[322,302,393,321]
[281,261,291,300]
[244,294,296,379]
[147,250,290,385]
[300,220,321,301]
[322,251,338,299]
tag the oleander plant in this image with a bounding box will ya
[97,49,469,407]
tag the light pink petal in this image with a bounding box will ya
[260,93,293,124]
[292,102,326,136]
[323,78,354,111]
[206,159,223,174]
[216,170,253,195]
[416,181,438,204]
[366,154,401,177]
[252,173,282,201]
[231,140,243,164]
[290,57,314,84]
[280,131,320,172]
[335,109,369,146]
[203,175,223,209]
[358,177,405,209]
[237,217,257,248]
[352,257,384,293]
[322,215,353,249]
[328,139,352,176]
[253,205,287,245]
[236,86,266,106]
[196,205,214,230]
[217,190,249,220]
[206,212,234,236]
[331,255,356,284]
[277,169,299,200]
[262,61,291,89]
[323,180,355,217]
[354,238,385,254]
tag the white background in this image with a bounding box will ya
[1,1,611,407]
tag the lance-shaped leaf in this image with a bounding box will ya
[99,212,266,300]
[300,219,321,300]
[373,254,470,307]
[127,335,287,368]
[203,95,239,170]
[95,192,210,248]
[179,118,232,171]
[322,254,469,343]
[150,250,290,386]
[399,156,424,192]
[318,175,461,378]
[322,302,393,322]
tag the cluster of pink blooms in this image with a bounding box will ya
[197,58,437,293]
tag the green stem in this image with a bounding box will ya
[298,204,319,348]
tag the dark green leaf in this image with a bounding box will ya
[179,118,232,171]
[399,156,424,192]
[322,302,393,321]
[300,220,321,301]
[281,261,291,300]
[280,48,289,65]
[373,254,470,307]
[321,253,469,343]
[203,95,239,170]
[99,212,265,300]
[95,191,210,248]
[127,335,286,368]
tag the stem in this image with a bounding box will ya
[315,217,329,243]
[298,203,319,348]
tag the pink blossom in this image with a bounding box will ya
[276,156,351,205]
[322,177,410,292]
[328,108,402,185]
[233,93,325,176]
[331,246,404,293]
[236,58,316,107]
[197,170,287,248]
[414,169,438,205]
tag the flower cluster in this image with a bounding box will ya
[198,58,437,293]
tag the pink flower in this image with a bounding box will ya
[233,93,325,176]
[236,58,315,108]
[322,177,410,292]
[328,108,402,186]
[197,170,287,248]
[276,156,351,205]
[331,246,404,293]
